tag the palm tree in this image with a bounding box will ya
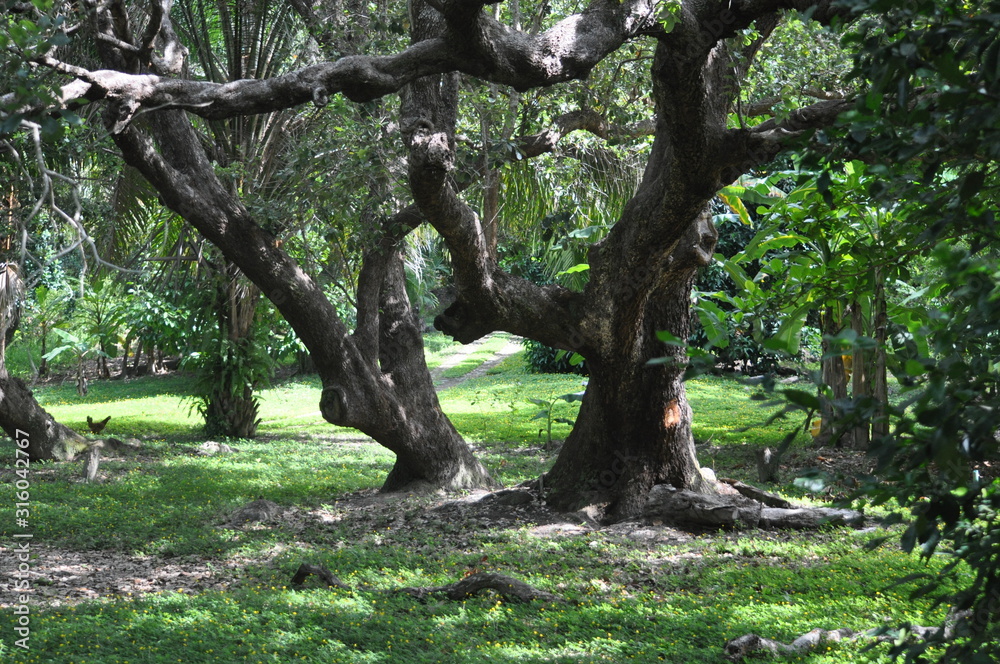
[169,0,310,437]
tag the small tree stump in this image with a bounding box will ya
[755,447,781,483]
[83,446,101,483]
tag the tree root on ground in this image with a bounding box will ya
[725,628,864,660]
[718,478,794,508]
[289,563,351,590]
[725,619,961,661]
[399,572,563,603]
[287,565,559,604]
[643,485,864,530]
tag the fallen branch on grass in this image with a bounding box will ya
[399,572,563,603]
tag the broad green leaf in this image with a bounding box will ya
[783,389,821,411]
[556,263,590,276]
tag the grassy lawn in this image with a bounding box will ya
[0,339,957,663]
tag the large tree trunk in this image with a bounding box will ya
[106,103,495,491]
[376,250,495,490]
[0,376,88,461]
[544,212,718,520]
[404,8,789,522]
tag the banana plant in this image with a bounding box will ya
[43,328,106,396]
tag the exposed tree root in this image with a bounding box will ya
[289,564,350,590]
[286,566,559,605]
[718,478,794,508]
[399,572,563,603]
[725,628,868,660]
[724,622,951,661]
[643,485,864,530]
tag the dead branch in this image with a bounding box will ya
[399,572,563,603]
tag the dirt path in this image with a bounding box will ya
[432,334,522,391]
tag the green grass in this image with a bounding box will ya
[0,438,393,556]
[0,337,960,663]
[0,519,954,664]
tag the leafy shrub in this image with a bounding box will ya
[521,338,587,375]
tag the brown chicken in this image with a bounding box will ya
[87,415,111,435]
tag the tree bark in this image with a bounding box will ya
[0,376,89,461]
[850,302,871,450]
[871,276,889,441]
[545,213,718,520]
[375,248,497,491]
[817,305,849,446]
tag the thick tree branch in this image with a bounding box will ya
[727,0,848,30]
[719,97,852,183]
[110,112,394,432]
[43,0,655,125]
[742,88,847,119]
[403,72,586,348]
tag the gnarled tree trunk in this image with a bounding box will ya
[109,106,496,491]
[545,213,718,520]
[0,376,89,461]
[56,0,850,507]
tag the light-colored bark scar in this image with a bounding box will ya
[663,399,681,428]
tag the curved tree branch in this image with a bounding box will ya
[39,0,658,126]
[718,97,853,183]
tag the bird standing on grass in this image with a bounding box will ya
[87,415,111,434]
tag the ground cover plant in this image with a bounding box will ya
[0,340,963,663]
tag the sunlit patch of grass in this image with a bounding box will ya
[0,522,958,663]
[687,375,806,447]
[0,438,393,556]
[0,335,956,663]
[35,374,203,439]
[440,372,587,445]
